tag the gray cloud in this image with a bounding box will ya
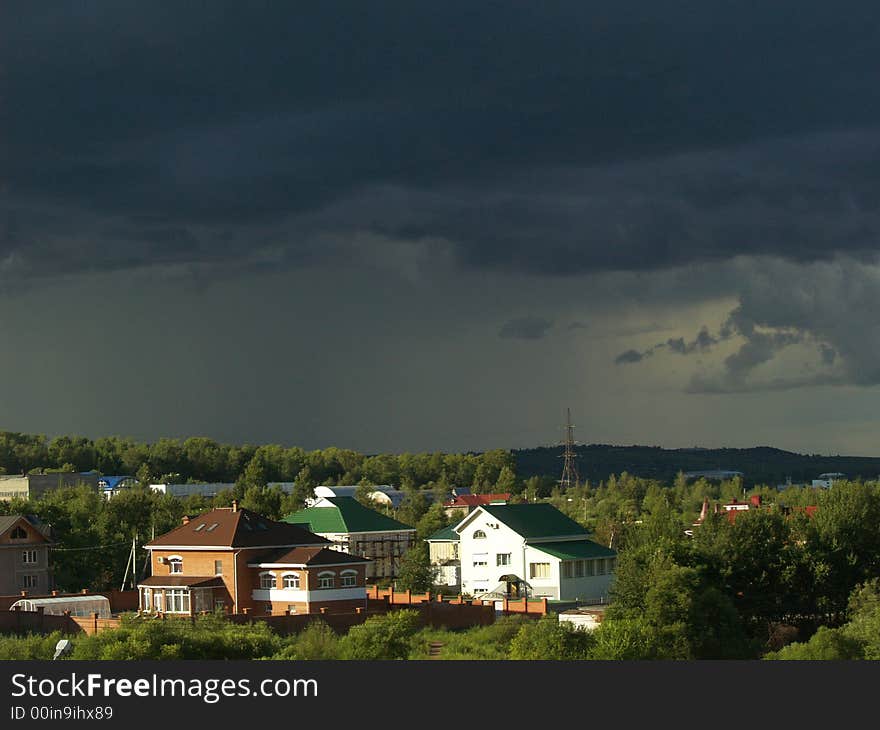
[618,257,880,394]
[4,3,880,285]
[498,317,553,341]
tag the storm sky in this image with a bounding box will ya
[3,2,880,454]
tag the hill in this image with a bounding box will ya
[513,444,880,487]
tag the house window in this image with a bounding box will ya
[529,562,550,579]
[141,588,152,611]
[596,559,607,576]
[22,550,38,565]
[283,574,300,589]
[608,558,617,573]
[260,573,276,590]
[318,572,335,589]
[214,560,223,576]
[21,575,38,589]
[473,553,488,567]
[287,605,298,614]
[472,530,487,539]
[496,553,511,567]
[586,560,596,577]
[561,562,573,579]
[165,589,190,614]
[10,526,27,540]
[574,560,585,578]
[340,570,357,588]
[168,557,183,574]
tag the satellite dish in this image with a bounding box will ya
[53,639,72,660]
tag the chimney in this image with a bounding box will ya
[749,495,762,508]
[231,499,238,512]
[699,497,709,523]
[181,515,190,525]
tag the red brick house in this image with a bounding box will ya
[0,515,53,596]
[138,501,369,616]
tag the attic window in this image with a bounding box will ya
[10,526,27,540]
[473,530,487,540]
[206,523,219,532]
[194,524,206,531]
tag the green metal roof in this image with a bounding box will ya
[475,503,589,539]
[283,496,415,534]
[530,540,617,560]
[426,524,459,541]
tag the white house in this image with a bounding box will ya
[455,503,616,604]
[425,524,460,589]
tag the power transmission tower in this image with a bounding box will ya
[559,408,580,490]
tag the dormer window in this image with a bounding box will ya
[10,526,27,540]
[168,557,183,574]
[473,530,487,540]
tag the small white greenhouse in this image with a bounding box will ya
[10,595,112,618]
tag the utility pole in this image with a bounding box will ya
[559,408,580,490]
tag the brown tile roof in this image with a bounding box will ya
[137,576,226,588]
[249,546,370,567]
[145,507,329,549]
[0,515,52,543]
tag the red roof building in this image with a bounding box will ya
[138,501,369,617]
[443,493,510,518]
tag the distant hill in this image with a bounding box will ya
[513,444,880,487]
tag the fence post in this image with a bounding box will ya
[542,598,548,615]
[93,612,99,635]
[407,589,412,605]
[37,606,44,630]
[523,598,528,615]
[503,596,509,615]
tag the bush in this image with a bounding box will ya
[0,631,65,660]
[509,616,595,660]
[272,620,340,660]
[338,610,421,660]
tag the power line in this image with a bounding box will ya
[50,541,131,552]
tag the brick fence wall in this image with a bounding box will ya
[366,586,548,616]
[0,599,496,639]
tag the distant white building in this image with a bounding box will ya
[683,470,744,481]
[150,483,235,498]
[150,482,299,499]
[812,473,845,489]
[425,524,460,589]
[309,485,428,510]
[454,503,616,604]
[558,606,606,632]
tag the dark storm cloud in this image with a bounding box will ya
[615,349,650,365]
[615,324,721,365]
[4,2,880,282]
[498,316,553,341]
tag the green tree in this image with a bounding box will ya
[395,543,436,593]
